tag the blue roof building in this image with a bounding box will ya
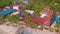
[50,14,59,26]
[0,8,14,16]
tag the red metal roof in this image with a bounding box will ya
[43,15,51,25]
[31,6,53,25]
[47,9,53,16]
[41,6,50,14]
[32,17,44,25]
[31,15,51,25]
[25,6,53,25]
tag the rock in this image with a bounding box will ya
[0,25,19,34]
[22,27,32,34]
[0,29,7,34]
[22,27,56,34]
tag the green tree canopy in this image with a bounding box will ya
[0,16,5,22]
[27,0,60,17]
[0,0,14,8]
[56,20,60,29]
[7,15,20,23]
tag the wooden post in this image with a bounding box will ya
[0,14,2,18]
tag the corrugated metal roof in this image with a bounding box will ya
[50,14,59,26]
[32,16,51,25]
[32,17,44,25]
[0,8,14,16]
[41,6,50,14]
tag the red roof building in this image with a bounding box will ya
[41,6,50,14]
[43,15,51,25]
[32,17,44,25]
[32,6,53,25]
[47,9,53,16]
[32,15,51,25]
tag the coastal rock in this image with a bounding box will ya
[0,25,19,34]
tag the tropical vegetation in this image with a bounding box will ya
[27,0,60,16]
[0,0,14,8]
[0,0,60,29]
[56,20,60,29]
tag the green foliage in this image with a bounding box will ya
[26,16,32,24]
[27,0,41,17]
[50,29,54,32]
[56,20,60,29]
[7,15,20,23]
[27,0,50,17]
[0,16,5,22]
[32,23,38,28]
[0,0,14,8]
[48,0,60,14]
[27,0,60,16]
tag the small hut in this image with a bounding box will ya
[50,14,59,28]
